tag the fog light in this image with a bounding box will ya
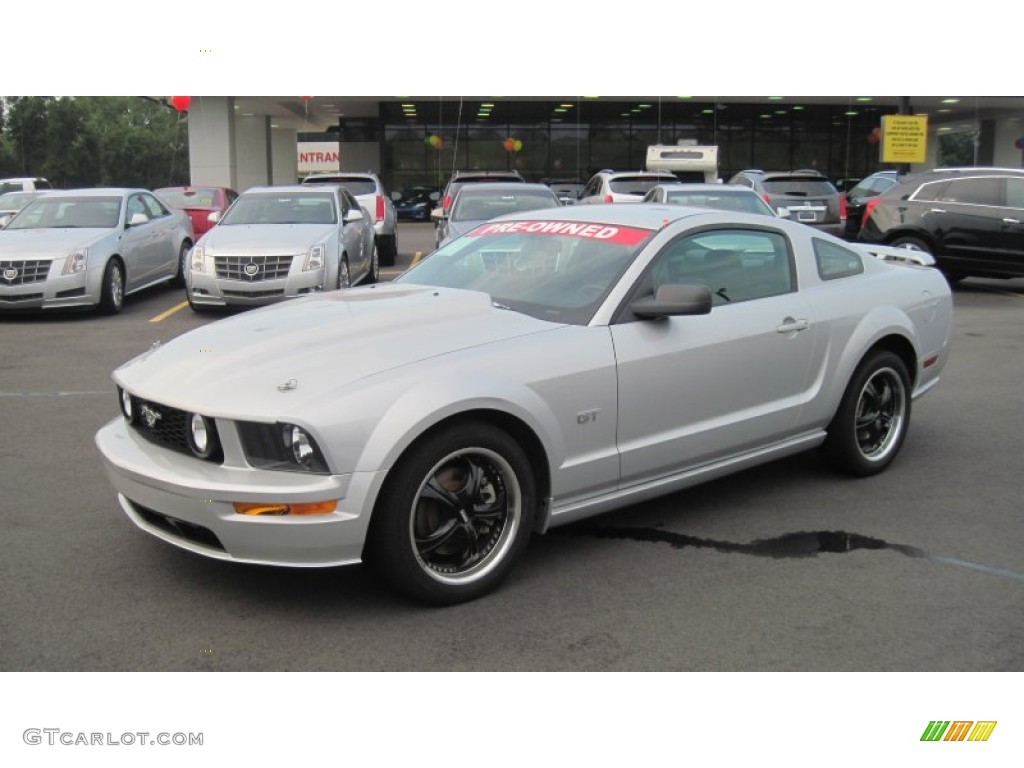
[188,413,219,459]
[118,387,134,422]
[233,501,338,516]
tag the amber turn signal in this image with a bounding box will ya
[233,501,338,516]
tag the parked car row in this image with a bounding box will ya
[0,180,381,315]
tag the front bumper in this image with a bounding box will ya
[188,266,327,307]
[0,260,98,310]
[95,417,382,566]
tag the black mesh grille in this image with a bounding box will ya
[133,503,225,552]
[222,288,286,299]
[126,395,223,463]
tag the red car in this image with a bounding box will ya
[154,186,238,239]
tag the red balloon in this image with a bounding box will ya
[170,96,192,113]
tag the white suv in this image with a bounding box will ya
[301,172,398,266]
[577,170,680,205]
[0,177,53,196]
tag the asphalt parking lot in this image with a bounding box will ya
[1,222,1022,671]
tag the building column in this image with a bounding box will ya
[187,96,236,189]
[235,114,271,192]
[271,127,298,185]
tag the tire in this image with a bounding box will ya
[171,240,191,287]
[364,422,537,604]
[889,235,930,254]
[337,257,351,289]
[378,234,397,267]
[820,350,911,477]
[97,258,125,315]
[364,241,379,284]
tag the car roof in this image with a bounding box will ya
[456,182,556,196]
[659,183,756,192]
[42,188,142,197]
[243,185,340,194]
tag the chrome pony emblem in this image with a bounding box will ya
[140,404,163,428]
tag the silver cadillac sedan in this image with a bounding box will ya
[96,205,953,604]
[0,188,194,314]
[186,184,376,310]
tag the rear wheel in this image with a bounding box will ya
[171,240,191,287]
[364,422,536,604]
[378,234,397,267]
[821,350,911,476]
[97,258,125,315]
[364,242,379,284]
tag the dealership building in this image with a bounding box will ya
[184,96,1024,193]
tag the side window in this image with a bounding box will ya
[141,193,169,218]
[939,177,1001,206]
[1005,178,1024,209]
[649,229,794,307]
[126,195,148,223]
[582,178,600,199]
[813,238,864,280]
[911,181,945,202]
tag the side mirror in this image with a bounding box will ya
[429,191,440,202]
[630,284,712,318]
[207,211,222,225]
[128,212,149,227]
[345,208,364,223]
[391,191,402,202]
[431,207,447,221]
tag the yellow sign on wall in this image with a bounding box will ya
[881,115,929,164]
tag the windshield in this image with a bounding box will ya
[0,191,39,211]
[608,176,676,195]
[451,191,559,222]
[220,193,337,225]
[155,187,221,209]
[665,190,774,215]
[305,177,377,196]
[396,219,653,325]
[6,196,121,229]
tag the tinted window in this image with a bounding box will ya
[608,176,675,195]
[813,238,864,280]
[1006,178,1024,209]
[938,177,1002,206]
[761,179,836,196]
[651,229,794,306]
[156,187,222,209]
[910,180,945,202]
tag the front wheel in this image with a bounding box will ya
[97,258,125,315]
[336,256,351,289]
[820,350,911,476]
[364,422,536,604]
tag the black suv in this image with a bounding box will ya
[858,168,1024,281]
[728,169,845,237]
[843,170,903,239]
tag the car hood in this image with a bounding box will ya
[114,284,563,418]
[0,227,110,257]
[199,224,337,254]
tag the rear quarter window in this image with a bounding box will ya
[813,238,864,280]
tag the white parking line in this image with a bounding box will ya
[150,301,189,322]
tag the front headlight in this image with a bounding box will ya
[190,246,205,272]
[62,248,88,275]
[238,421,330,474]
[303,244,325,272]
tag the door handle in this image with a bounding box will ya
[776,318,809,333]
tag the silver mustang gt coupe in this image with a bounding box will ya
[0,188,193,314]
[96,205,953,604]
[186,184,376,310]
